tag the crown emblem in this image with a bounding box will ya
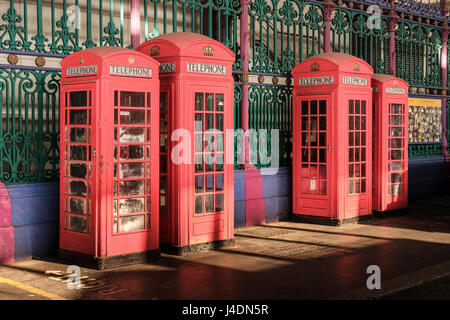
[310,62,320,72]
[150,46,160,57]
[79,56,84,64]
[128,55,135,65]
[203,45,214,56]
[353,63,360,71]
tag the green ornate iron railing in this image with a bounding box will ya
[395,20,442,88]
[331,8,390,74]
[0,68,60,184]
[248,0,324,74]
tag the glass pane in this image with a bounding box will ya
[206,114,214,130]
[119,215,145,233]
[390,127,403,137]
[69,198,86,214]
[349,100,354,114]
[119,198,144,214]
[195,175,203,193]
[216,114,224,131]
[205,195,214,213]
[310,101,317,114]
[70,91,87,107]
[69,163,87,178]
[390,173,402,183]
[195,93,203,111]
[216,94,224,111]
[120,180,145,196]
[120,162,144,179]
[390,161,403,172]
[120,91,145,107]
[68,215,87,233]
[206,175,214,192]
[120,145,144,160]
[69,180,87,196]
[119,127,145,142]
[390,115,403,125]
[215,194,224,212]
[301,101,308,115]
[69,110,87,125]
[390,184,402,195]
[69,127,87,143]
[301,117,308,131]
[160,92,168,110]
[319,117,326,130]
[195,196,203,214]
[195,114,203,131]
[160,196,168,215]
[216,174,224,191]
[319,100,326,114]
[120,110,145,125]
[206,93,214,111]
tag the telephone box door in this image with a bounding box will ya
[192,88,229,244]
[294,96,331,217]
[60,84,97,254]
[106,83,159,255]
[345,95,371,217]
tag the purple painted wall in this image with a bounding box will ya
[0,182,14,264]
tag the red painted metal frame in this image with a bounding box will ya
[292,53,374,221]
[136,32,235,247]
[60,47,160,258]
[372,74,409,212]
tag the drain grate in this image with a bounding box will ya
[235,226,296,238]
[260,244,347,260]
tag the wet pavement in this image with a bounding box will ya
[1,195,450,300]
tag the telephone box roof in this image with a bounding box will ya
[291,52,373,75]
[136,32,235,61]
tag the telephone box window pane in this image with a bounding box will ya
[119,127,145,142]
[206,93,214,111]
[361,180,366,193]
[147,93,151,108]
[302,149,308,162]
[120,162,144,178]
[195,93,203,111]
[390,161,403,172]
[195,196,203,214]
[319,100,326,114]
[195,176,204,193]
[205,195,214,213]
[160,176,167,194]
[216,94,224,111]
[160,113,168,130]
[355,100,360,114]
[69,128,87,143]
[119,215,145,233]
[195,134,203,152]
[70,91,87,107]
[114,109,118,124]
[361,117,366,130]
[390,115,403,125]
[160,134,168,153]
[160,156,167,173]
[114,91,118,106]
[120,110,145,125]
[349,132,354,146]
[301,117,308,130]
[206,114,214,130]
[302,133,309,146]
[216,134,224,152]
[361,101,366,114]
[319,117,326,130]
[319,149,326,163]
[69,198,86,214]
[215,194,224,212]
[119,198,144,214]
[160,92,168,110]
[390,173,402,183]
[70,146,87,160]
[390,184,403,195]
[69,163,87,178]
[301,101,308,115]
[68,215,87,233]
[390,150,403,160]
[390,127,403,137]
[120,91,145,107]
[310,118,317,131]
[216,174,224,191]
[160,196,168,214]
[216,154,224,171]
[120,180,145,196]
[391,104,403,114]
[69,180,87,196]
[390,138,402,148]
[195,114,203,131]
[319,165,326,178]
[349,116,354,130]
[310,101,318,114]
[69,110,88,125]
[310,149,317,162]
[349,164,354,178]
[349,180,354,194]
[349,100,354,114]
[216,114,224,131]
[120,145,144,160]
[206,175,214,192]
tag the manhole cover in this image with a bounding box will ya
[235,226,296,238]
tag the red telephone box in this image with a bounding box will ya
[136,32,235,254]
[372,74,409,212]
[292,53,374,224]
[59,47,160,269]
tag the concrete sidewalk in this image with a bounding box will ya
[1,195,450,300]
